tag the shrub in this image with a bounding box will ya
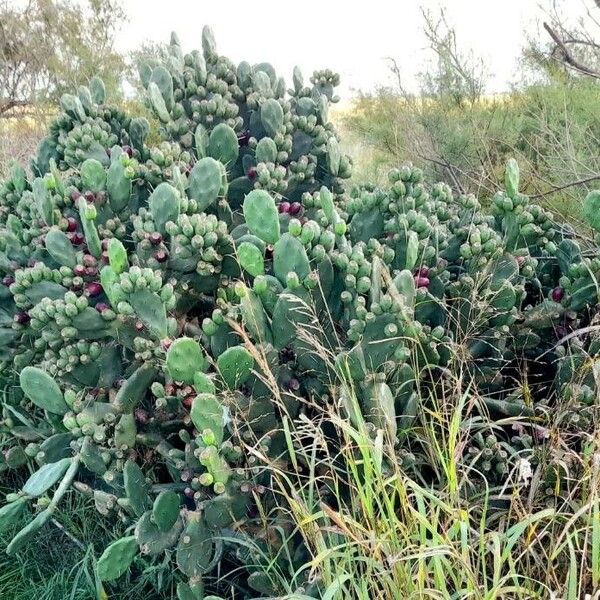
[0,27,599,599]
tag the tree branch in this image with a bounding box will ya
[544,21,600,78]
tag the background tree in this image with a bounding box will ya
[0,0,126,117]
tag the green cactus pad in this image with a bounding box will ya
[217,345,254,389]
[273,233,310,284]
[166,337,208,383]
[6,510,51,555]
[45,228,77,268]
[583,190,600,232]
[135,510,183,555]
[176,515,219,577]
[124,460,151,516]
[22,458,72,497]
[190,393,224,444]
[20,366,68,415]
[149,182,180,235]
[80,159,106,192]
[152,491,180,533]
[260,99,284,137]
[505,158,519,199]
[237,241,265,277]
[243,190,280,244]
[97,535,138,582]
[189,157,223,211]
[107,238,128,274]
[208,123,239,165]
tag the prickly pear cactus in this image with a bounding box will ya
[0,25,599,599]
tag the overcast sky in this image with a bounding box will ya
[114,0,580,100]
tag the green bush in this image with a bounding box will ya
[0,27,599,599]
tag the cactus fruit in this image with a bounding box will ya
[0,25,598,599]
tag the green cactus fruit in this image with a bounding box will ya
[45,228,77,268]
[22,458,72,497]
[237,241,265,277]
[166,337,208,383]
[89,76,106,104]
[260,99,283,137]
[190,394,224,445]
[149,182,180,235]
[505,158,519,199]
[107,238,128,274]
[115,365,157,412]
[97,535,138,581]
[0,498,28,533]
[124,460,151,517]
[20,366,69,414]
[135,510,183,555]
[152,490,180,532]
[208,123,239,165]
[255,137,278,164]
[583,190,600,232]
[217,345,254,389]
[80,159,106,193]
[176,514,220,577]
[243,190,280,244]
[273,233,310,284]
[188,157,222,211]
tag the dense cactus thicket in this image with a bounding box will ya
[0,26,599,599]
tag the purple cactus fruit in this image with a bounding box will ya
[247,167,257,180]
[84,191,95,203]
[73,265,86,277]
[155,250,168,263]
[415,276,430,289]
[14,311,30,325]
[85,282,103,297]
[2,276,14,287]
[95,302,109,313]
[289,202,302,215]
[161,338,172,350]
[134,408,148,424]
[70,232,85,246]
[101,238,110,251]
[287,378,300,391]
[551,286,564,302]
[414,266,429,278]
[149,232,163,245]
[278,201,290,214]
[82,254,97,267]
[237,130,250,146]
[85,267,98,277]
[70,190,82,202]
[66,217,78,232]
[122,144,133,158]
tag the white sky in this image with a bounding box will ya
[115,0,581,99]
